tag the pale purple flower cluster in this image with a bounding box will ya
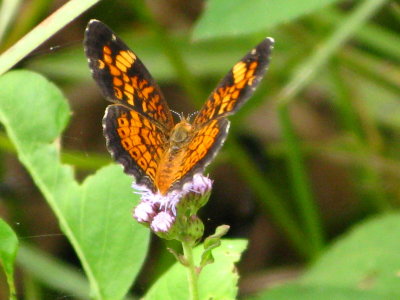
[132,174,212,234]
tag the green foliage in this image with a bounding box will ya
[0,219,18,300]
[145,239,247,300]
[0,0,399,299]
[0,71,149,299]
[193,0,342,40]
[254,284,387,300]
[17,242,90,299]
[255,214,400,299]
[302,214,400,297]
[200,225,230,268]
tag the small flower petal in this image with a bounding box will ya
[183,173,213,194]
[151,211,175,232]
[133,201,156,223]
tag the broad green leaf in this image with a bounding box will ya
[0,70,150,300]
[254,283,389,300]
[145,239,247,300]
[256,214,400,299]
[302,214,400,296]
[193,0,343,40]
[0,219,18,300]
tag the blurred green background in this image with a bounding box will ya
[0,0,399,299]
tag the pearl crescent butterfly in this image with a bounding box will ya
[84,20,274,195]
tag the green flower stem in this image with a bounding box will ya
[6,269,16,300]
[182,241,199,300]
[0,0,100,76]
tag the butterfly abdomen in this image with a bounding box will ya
[155,121,194,194]
[155,148,187,195]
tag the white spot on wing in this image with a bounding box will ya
[266,37,274,43]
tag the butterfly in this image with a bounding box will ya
[84,20,274,195]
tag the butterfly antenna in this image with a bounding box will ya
[188,110,199,121]
[170,109,181,120]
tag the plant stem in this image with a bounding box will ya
[182,241,199,300]
[0,0,100,76]
[0,0,21,44]
[278,105,324,258]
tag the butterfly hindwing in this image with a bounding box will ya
[171,118,230,191]
[103,104,168,191]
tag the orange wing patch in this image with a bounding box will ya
[182,119,222,173]
[194,60,260,125]
[153,118,229,194]
[103,105,168,190]
[98,47,137,105]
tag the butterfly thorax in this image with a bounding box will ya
[169,119,193,150]
[155,120,194,194]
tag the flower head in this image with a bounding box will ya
[132,173,212,241]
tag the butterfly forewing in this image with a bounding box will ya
[84,20,174,130]
[194,38,274,126]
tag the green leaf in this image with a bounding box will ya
[302,214,400,296]
[0,219,18,300]
[0,70,150,300]
[254,284,389,300]
[193,0,343,40]
[256,214,400,299]
[145,239,247,300]
[17,242,90,300]
[200,225,230,268]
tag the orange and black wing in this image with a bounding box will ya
[172,38,274,189]
[194,37,274,126]
[84,19,174,130]
[103,105,167,192]
[170,118,230,191]
[84,20,173,191]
